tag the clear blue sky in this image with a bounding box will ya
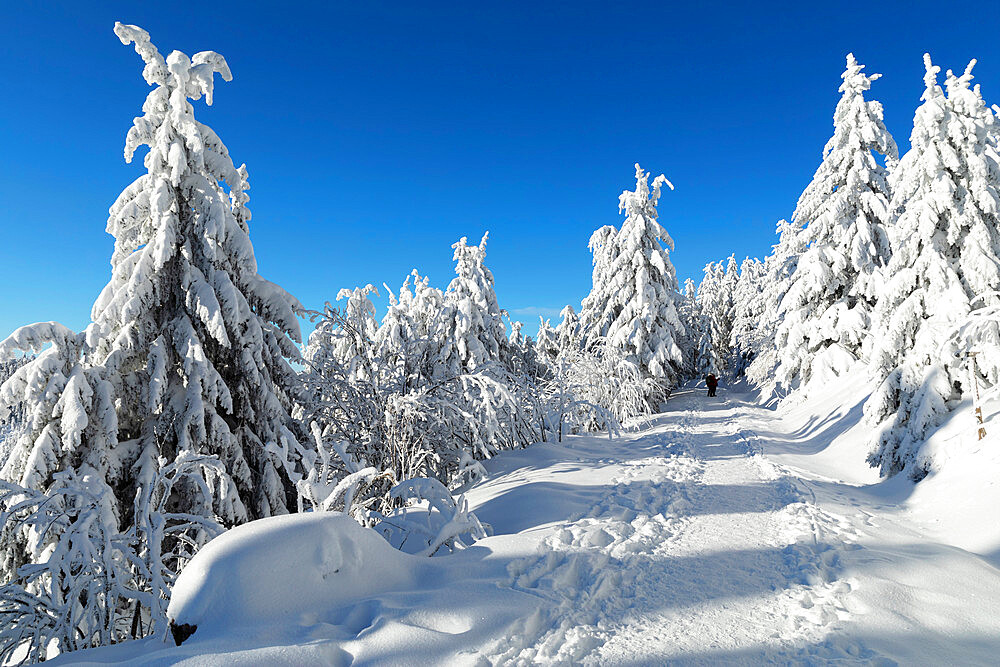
[2,1,999,340]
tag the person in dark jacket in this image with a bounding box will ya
[705,373,718,397]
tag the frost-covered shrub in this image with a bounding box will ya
[377,477,488,556]
[0,455,226,664]
[542,341,654,437]
[304,303,533,489]
[301,233,546,515]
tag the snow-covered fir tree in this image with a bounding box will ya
[375,270,449,387]
[1,24,310,524]
[0,356,28,465]
[775,54,898,391]
[579,164,686,395]
[0,24,313,657]
[329,284,380,382]
[695,259,733,375]
[721,255,739,362]
[535,318,560,364]
[746,219,807,394]
[729,257,766,376]
[556,304,582,353]
[677,278,702,376]
[865,54,1000,478]
[439,233,509,376]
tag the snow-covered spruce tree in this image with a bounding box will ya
[775,54,898,391]
[327,284,380,383]
[436,234,537,453]
[99,24,310,520]
[438,233,508,376]
[579,164,686,398]
[730,257,766,377]
[556,304,583,354]
[720,256,739,365]
[695,260,730,375]
[0,324,112,587]
[677,278,702,377]
[2,24,309,525]
[746,219,807,395]
[535,318,560,365]
[0,356,29,466]
[865,55,1000,478]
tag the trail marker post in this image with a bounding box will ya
[965,351,987,441]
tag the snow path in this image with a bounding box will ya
[52,383,1000,665]
[478,388,865,665]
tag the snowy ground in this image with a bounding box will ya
[55,379,1000,665]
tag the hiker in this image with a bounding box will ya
[705,373,718,397]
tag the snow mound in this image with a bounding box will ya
[167,512,416,644]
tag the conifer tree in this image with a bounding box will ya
[730,257,766,376]
[438,233,508,376]
[579,164,686,392]
[375,270,449,387]
[0,24,310,524]
[677,278,702,376]
[695,259,734,374]
[0,356,28,465]
[865,54,1000,477]
[746,220,807,394]
[556,305,582,353]
[776,54,898,390]
[535,319,560,364]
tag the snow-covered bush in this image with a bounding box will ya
[775,54,898,392]
[305,301,532,488]
[0,471,127,664]
[0,454,226,663]
[302,231,545,512]
[542,341,652,437]
[377,477,488,556]
[164,512,418,646]
[865,55,1000,478]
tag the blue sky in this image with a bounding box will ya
[2,1,999,340]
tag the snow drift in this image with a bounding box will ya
[166,512,417,645]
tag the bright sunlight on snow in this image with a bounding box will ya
[3,9,1000,667]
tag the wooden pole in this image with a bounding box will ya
[967,351,987,440]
